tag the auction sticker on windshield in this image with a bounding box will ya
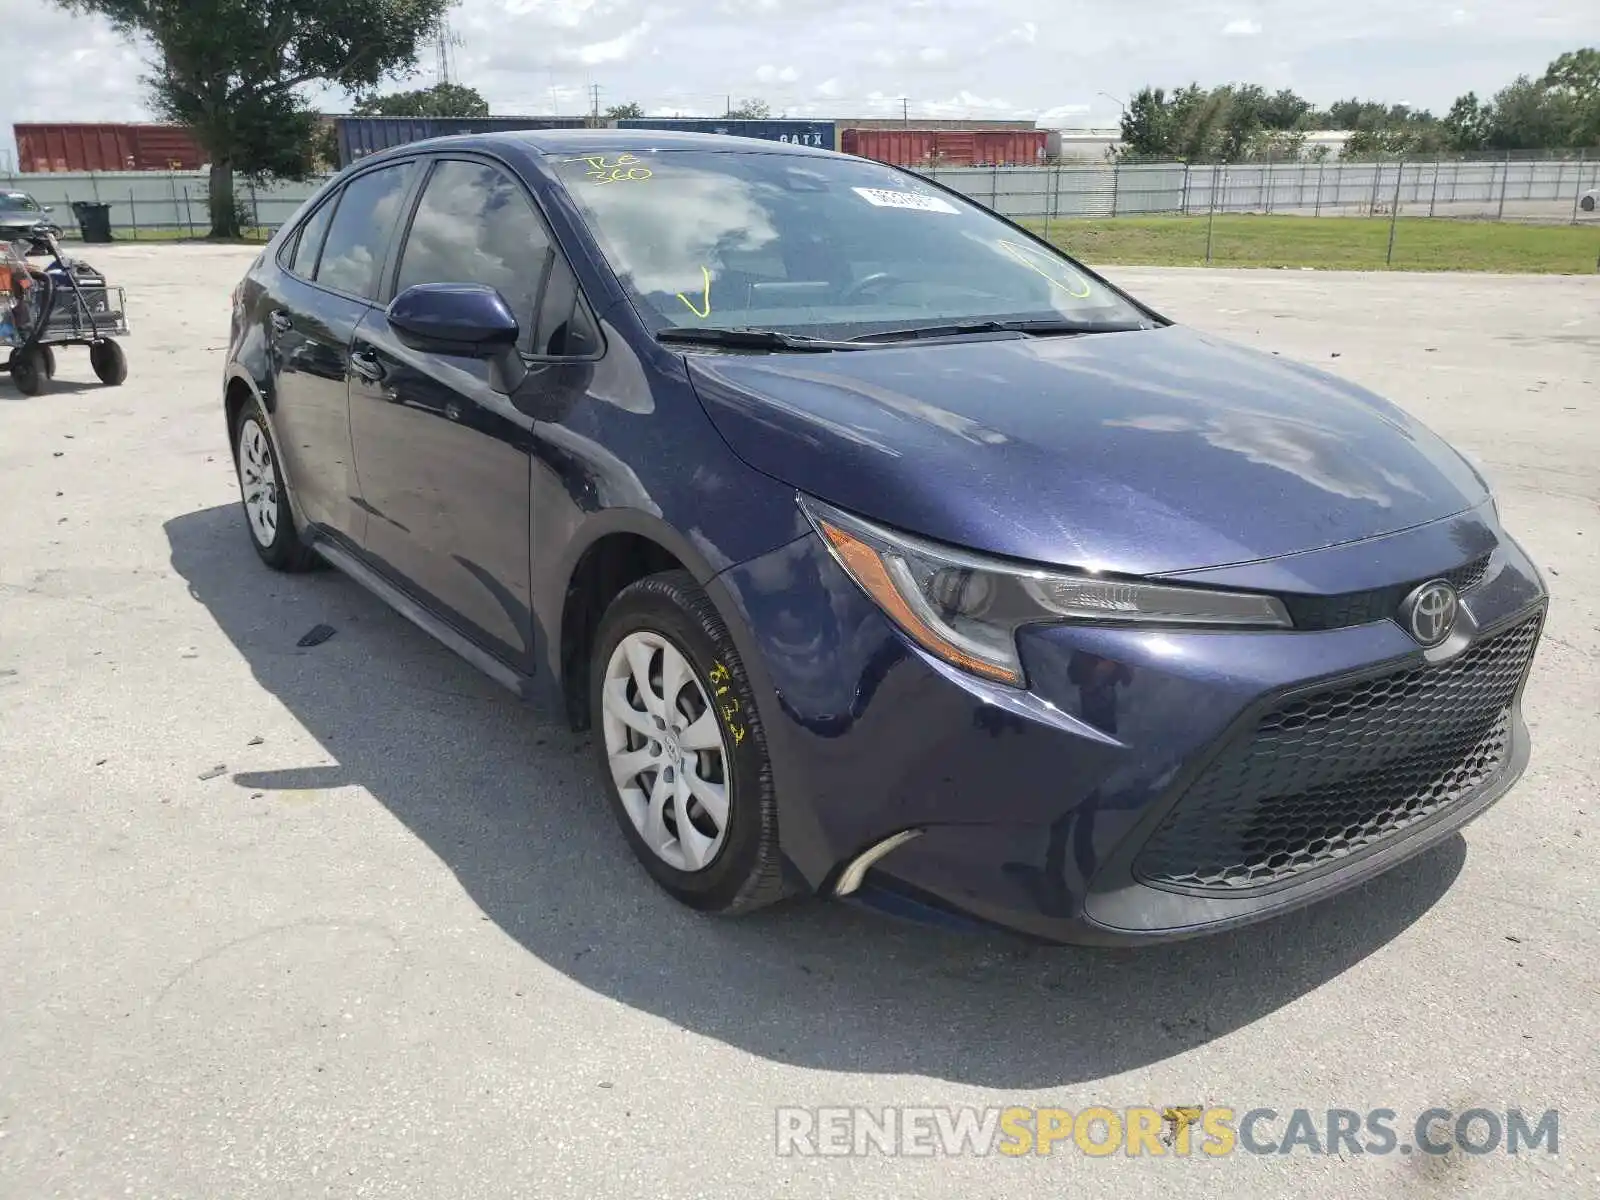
[852,187,959,214]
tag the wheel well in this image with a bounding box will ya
[224,378,253,452]
[561,533,685,730]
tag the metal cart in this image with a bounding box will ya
[1,228,129,396]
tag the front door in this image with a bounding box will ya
[348,157,558,670]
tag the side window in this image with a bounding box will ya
[394,160,553,352]
[288,198,335,279]
[316,163,415,299]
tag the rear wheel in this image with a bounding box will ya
[1582,194,1596,213]
[90,339,126,386]
[233,398,315,572]
[591,570,786,914]
[8,347,44,396]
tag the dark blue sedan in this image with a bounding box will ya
[222,130,1546,944]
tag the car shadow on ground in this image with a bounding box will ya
[167,503,1466,1088]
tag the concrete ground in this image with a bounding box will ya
[0,246,1595,1199]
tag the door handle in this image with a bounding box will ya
[269,310,293,335]
[348,349,386,383]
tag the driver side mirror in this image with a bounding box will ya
[387,282,526,394]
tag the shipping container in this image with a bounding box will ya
[842,127,1049,168]
[615,118,836,151]
[14,123,206,173]
[334,115,590,168]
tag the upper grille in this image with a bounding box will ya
[1134,612,1541,894]
[1283,553,1493,632]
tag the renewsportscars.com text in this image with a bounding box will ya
[775,1106,1559,1158]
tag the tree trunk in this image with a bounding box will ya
[208,159,239,239]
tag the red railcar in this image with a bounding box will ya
[13,124,207,173]
[841,127,1048,168]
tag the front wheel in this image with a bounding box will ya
[590,570,787,914]
[90,339,126,386]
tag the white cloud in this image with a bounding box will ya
[563,23,651,66]
[1223,18,1264,36]
[919,46,949,64]
[756,64,800,83]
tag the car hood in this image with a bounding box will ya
[687,326,1490,575]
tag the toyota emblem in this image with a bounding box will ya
[1399,580,1459,647]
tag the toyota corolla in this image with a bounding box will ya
[222,130,1546,944]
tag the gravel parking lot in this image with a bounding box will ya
[1,245,1595,1199]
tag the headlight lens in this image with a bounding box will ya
[801,497,1291,687]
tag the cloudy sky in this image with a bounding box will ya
[2,0,1593,166]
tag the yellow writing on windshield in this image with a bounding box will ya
[580,153,653,185]
[676,265,713,320]
[997,240,1093,299]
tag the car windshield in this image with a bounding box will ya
[552,149,1147,340]
[0,193,42,214]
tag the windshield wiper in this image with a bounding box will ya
[849,318,1145,344]
[656,326,865,352]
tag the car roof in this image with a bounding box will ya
[354,127,836,166]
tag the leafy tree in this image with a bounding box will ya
[605,101,645,120]
[355,82,489,118]
[1541,48,1600,144]
[1481,75,1581,150]
[726,97,771,119]
[1443,92,1491,151]
[56,0,452,237]
[1259,88,1314,131]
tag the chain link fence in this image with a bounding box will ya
[0,170,314,239]
[4,153,1598,271]
[920,153,1600,226]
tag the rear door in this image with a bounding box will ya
[264,160,417,542]
[347,156,569,670]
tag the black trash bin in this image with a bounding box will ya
[70,201,114,244]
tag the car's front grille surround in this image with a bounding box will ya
[1133,610,1541,894]
[1281,552,1494,632]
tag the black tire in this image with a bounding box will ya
[39,346,56,379]
[90,339,127,386]
[9,347,44,396]
[1582,194,1596,213]
[231,396,317,572]
[590,570,787,915]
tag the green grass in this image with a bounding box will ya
[1025,214,1600,274]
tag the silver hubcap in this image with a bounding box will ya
[238,418,278,547]
[602,631,731,873]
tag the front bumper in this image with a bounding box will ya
[708,504,1547,945]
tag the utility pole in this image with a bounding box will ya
[590,83,602,127]
[900,97,909,126]
[726,94,732,118]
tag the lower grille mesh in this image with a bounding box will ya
[1134,613,1541,893]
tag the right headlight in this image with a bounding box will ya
[800,496,1291,688]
